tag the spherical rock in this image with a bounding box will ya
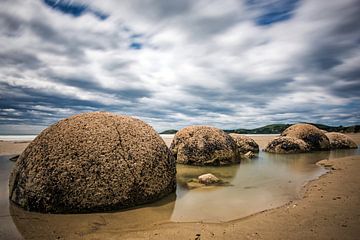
[264,136,310,153]
[281,124,330,151]
[170,126,239,166]
[229,134,259,154]
[325,132,357,149]
[9,112,176,213]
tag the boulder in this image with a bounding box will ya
[281,124,330,151]
[9,112,176,213]
[264,136,310,153]
[170,126,239,166]
[325,132,357,149]
[229,134,259,153]
[198,173,220,185]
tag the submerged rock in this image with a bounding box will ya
[325,132,357,149]
[9,112,176,213]
[170,126,239,166]
[281,124,330,151]
[198,173,220,185]
[229,134,259,154]
[264,136,310,153]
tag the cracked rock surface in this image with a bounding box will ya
[281,124,330,151]
[229,134,259,154]
[325,132,358,149]
[170,126,239,166]
[9,112,176,213]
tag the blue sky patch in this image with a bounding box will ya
[43,0,108,20]
[247,0,300,25]
[129,42,143,50]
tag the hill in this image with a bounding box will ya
[160,123,359,134]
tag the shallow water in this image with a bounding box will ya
[0,148,359,239]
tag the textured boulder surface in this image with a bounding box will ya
[325,132,358,149]
[244,151,256,158]
[170,126,239,166]
[229,134,259,153]
[281,124,330,151]
[264,136,310,153]
[9,112,176,213]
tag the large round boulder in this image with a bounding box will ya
[264,136,310,153]
[325,132,357,149]
[9,112,176,213]
[281,124,330,151]
[229,134,259,154]
[170,126,239,166]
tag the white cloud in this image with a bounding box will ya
[0,0,359,133]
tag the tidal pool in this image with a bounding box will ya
[0,148,359,239]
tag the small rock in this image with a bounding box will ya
[198,173,220,185]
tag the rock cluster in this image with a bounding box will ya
[9,112,176,213]
[265,124,358,153]
[325,132,357,149]
[281,123,330,151]
[170,126,239,166]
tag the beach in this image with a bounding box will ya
[0,134,359,239]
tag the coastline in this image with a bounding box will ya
[0,134,359,239]
[117,155,360,240]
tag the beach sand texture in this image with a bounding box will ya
[0,133,359,239]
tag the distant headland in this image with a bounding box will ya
[160,123,360,135]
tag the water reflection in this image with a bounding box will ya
[171,149,359,222]
[10,194,175,239]
[1,148,359,238]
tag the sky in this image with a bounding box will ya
[0,0,359,134]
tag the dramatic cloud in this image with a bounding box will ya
[0,0,359,134]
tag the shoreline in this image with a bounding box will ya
[0,134,359,239]
[118,155,360,239]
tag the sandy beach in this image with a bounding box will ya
[0,134,359,239]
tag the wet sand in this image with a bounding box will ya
[0,141,30,156]
[1,134,359,239]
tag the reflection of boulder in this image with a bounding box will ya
[229,134,259,153]
[264,136,310,153]
[281,124,330,151]
[176,163,239,190]
[10,194,176,239]
[263,150,331,172]
[325,132,357,149]
[170,126,239,166]
[9,112,176,213]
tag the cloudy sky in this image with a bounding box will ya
[0,0,359,134]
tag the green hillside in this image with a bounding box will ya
[160,123,359,134]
